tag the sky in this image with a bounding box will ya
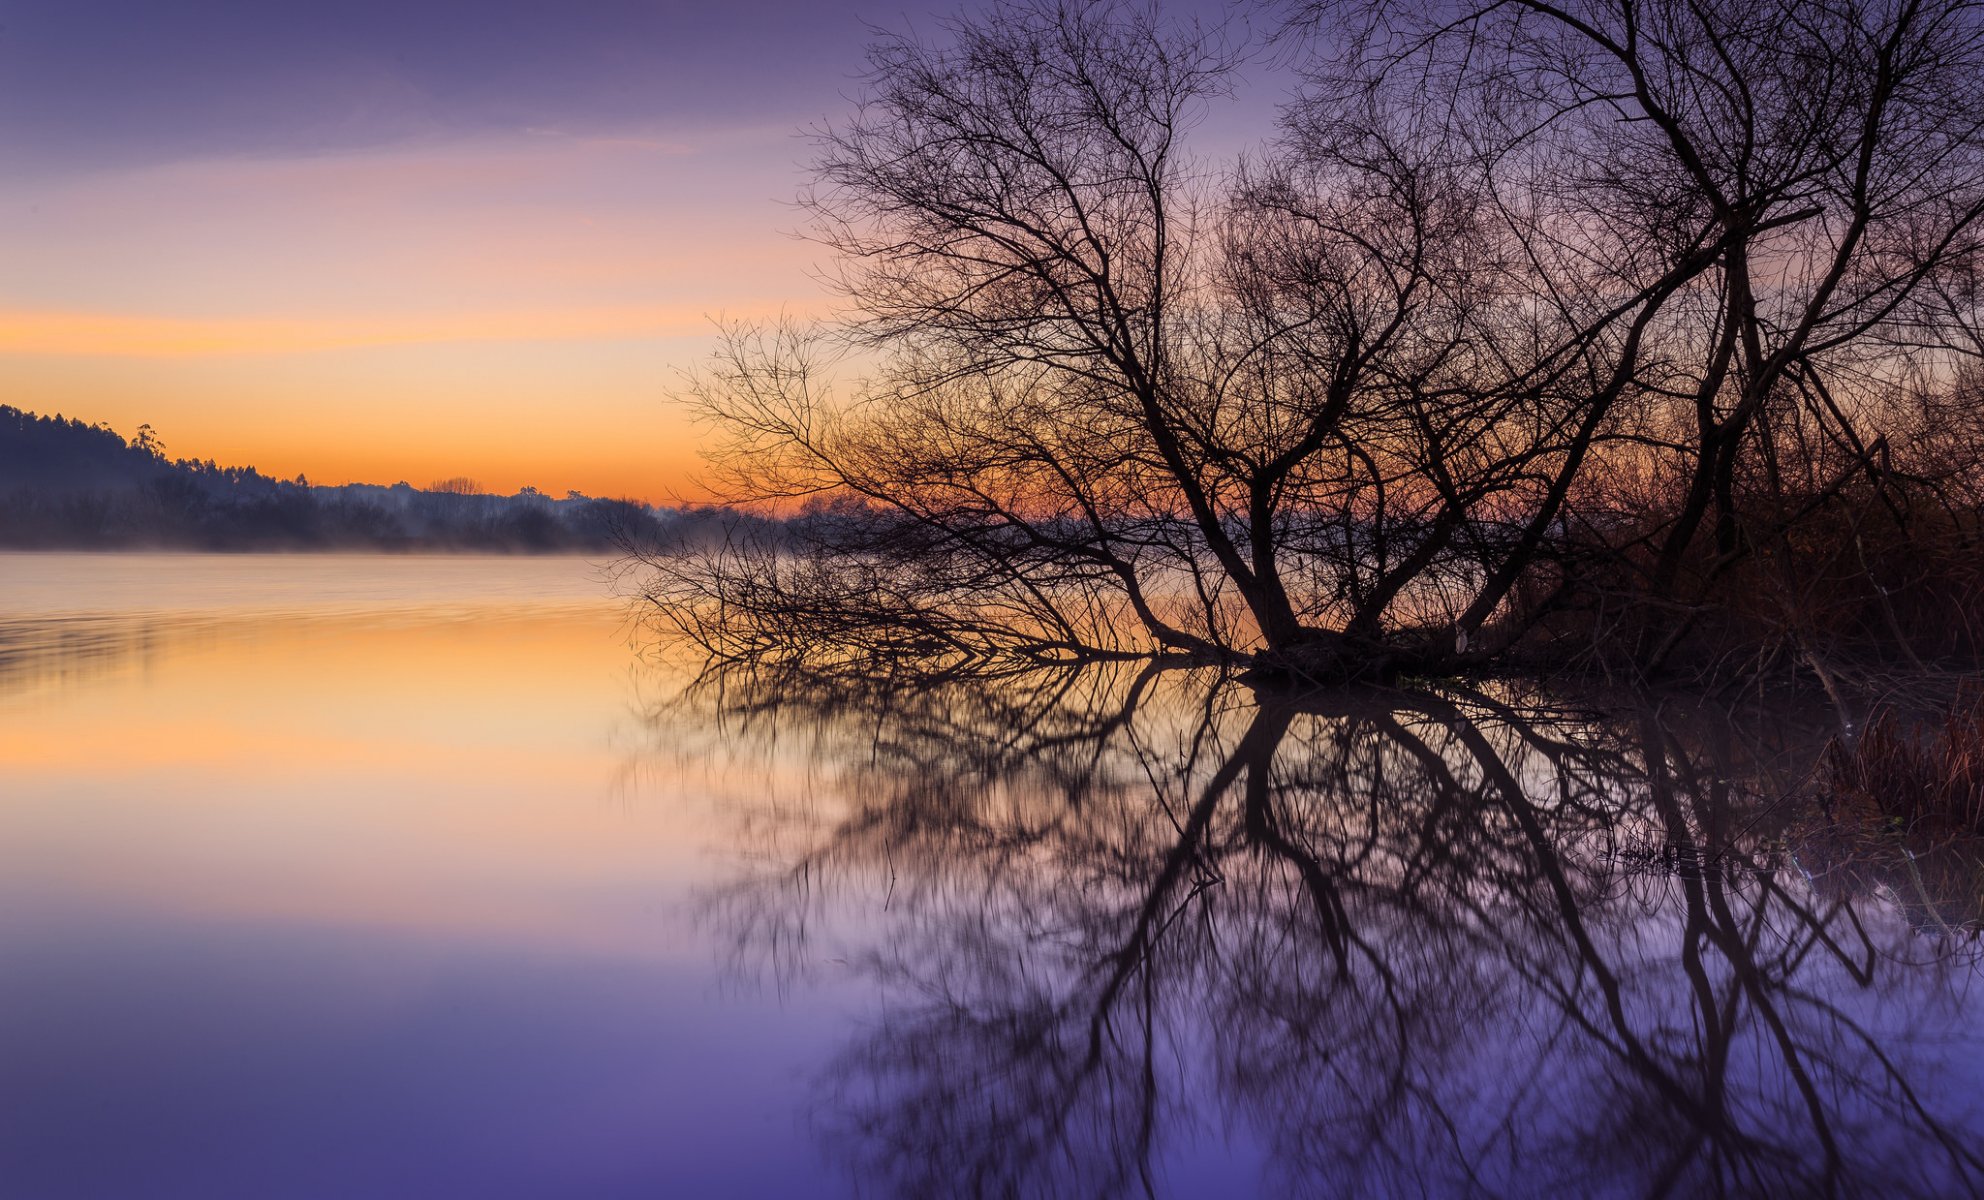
[0,0,1258,502]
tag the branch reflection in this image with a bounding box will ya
[670,665,1984,1198]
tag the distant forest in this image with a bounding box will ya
[0,406,730,552]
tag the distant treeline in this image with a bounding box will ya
[0,406,747,552]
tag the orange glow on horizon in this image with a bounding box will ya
[4,356,727,503]
[0,304,809,359]
[0,124,830,503]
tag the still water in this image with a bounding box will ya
[2,553,1981,1198]
[0,553,874,1199]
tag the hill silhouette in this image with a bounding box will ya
[0,405,722,551]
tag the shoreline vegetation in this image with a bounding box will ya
[630,0,1984,695]
[1,404,753,555]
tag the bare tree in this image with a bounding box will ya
[1284,0,1984,665]
[645,0,1984,684]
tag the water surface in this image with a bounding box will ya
[3,553,1981,1198]
[0,554,863,1199]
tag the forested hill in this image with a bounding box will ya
[0,405,726,551]
[2,407,183,492]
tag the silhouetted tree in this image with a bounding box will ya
[649,0,1984,685]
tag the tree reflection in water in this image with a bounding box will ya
[665,665,1984,1198]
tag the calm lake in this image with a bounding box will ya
[2,553,1981,1198]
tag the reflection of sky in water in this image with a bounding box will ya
[3,553,1982,1197]
[0,552,626,699]
[0,553,877,1199]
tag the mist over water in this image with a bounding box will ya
[2,553,1980,1198]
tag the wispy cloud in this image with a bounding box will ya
[0,303,817,358]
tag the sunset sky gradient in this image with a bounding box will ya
[0,1,928,500]
[1,0,1253,501]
